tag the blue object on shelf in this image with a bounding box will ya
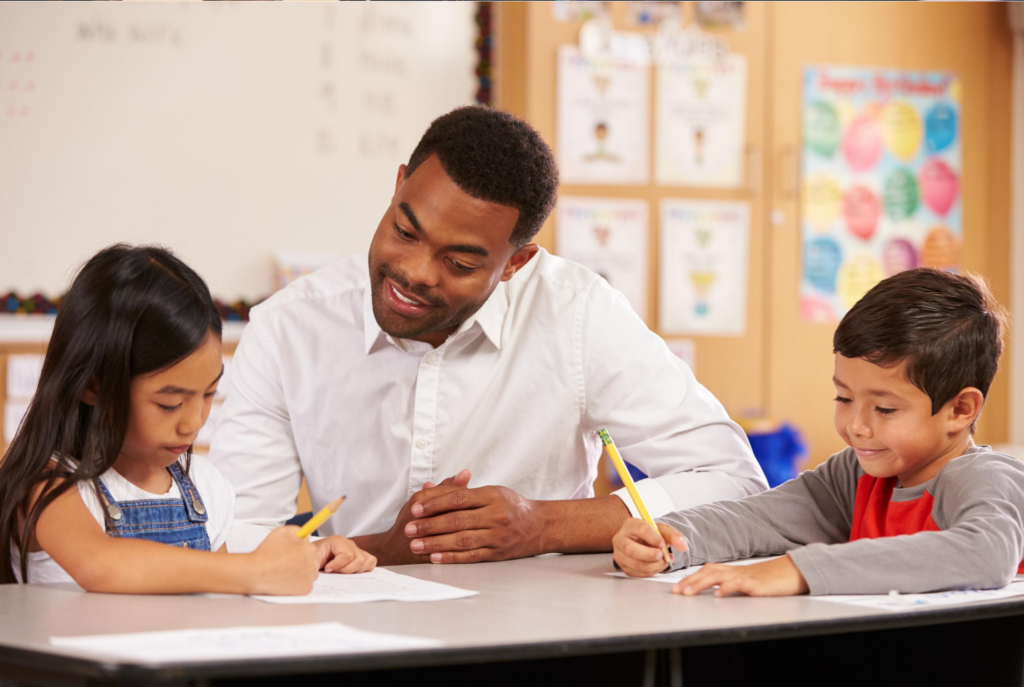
[605,460,648,486]
[747,424,806,488]
[285,511,318,536]
[606,424,805,490]
[625,462,647,482]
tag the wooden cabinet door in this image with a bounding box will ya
[766,2,1014,466]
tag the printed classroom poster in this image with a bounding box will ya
[801,66,962,322]
[656,54,747,187]
[556,197,649,320]
[659,200,749,336]
[557,45,650,185]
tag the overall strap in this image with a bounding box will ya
[94,477,126,525]
[168,461,209,523]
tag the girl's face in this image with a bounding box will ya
[120,332,223,469]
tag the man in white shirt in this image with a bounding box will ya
[211,106,767,566]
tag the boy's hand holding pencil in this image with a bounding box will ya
[599,428,681,573]
[613,519,687,577]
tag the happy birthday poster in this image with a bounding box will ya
[556,196,649,320]
[800,66,962,322]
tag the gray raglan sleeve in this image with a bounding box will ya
[657,449,861,571]
[786,453,1024,595]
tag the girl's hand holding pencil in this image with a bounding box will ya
[247,526,321,595]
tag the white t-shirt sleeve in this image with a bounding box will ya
[76,479,108,531]
[187,455,237,552]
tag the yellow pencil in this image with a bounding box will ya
[598,429,673,565]
[295,497,346,539]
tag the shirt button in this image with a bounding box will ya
[426,353,439,365]
[416,438,429,449]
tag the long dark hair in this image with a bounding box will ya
[0,244,222,584]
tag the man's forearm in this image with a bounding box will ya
[535,495,632,554]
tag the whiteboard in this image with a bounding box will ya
[0,3,478,301]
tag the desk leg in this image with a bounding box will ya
[643,649,657,687]
[646,648,684,687]
[668,647,683,687]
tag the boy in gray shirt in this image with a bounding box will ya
[613,268,1024,596]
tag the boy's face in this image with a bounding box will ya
[832,353,973,487]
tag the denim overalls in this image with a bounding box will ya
[96,462,212,550]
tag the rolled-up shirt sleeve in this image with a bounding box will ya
[210,316,303,553]
[579,277,768,517]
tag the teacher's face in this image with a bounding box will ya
[368,154,533,347]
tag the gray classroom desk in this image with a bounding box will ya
[3,554,1024,686]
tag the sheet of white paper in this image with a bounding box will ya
[555,196,650,320]
[607,557,778,584]
[810,581,1024,612]
[557,45,650,185]
[656,54,747,188]
[6,353,44,399]
[251,568,478,604]
[659,199,750,336]
[609,562,1024,611]
[663,338,697,371]
[49,622,441,665]
[3,400,29,445]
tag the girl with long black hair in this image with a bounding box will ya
[0,244,374,592]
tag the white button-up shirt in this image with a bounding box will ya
[211,250,767,552]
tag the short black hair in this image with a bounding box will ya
[833,268,1007,430]
[405,106,559,250]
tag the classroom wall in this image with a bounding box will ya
[496,1,1015,470]
[0,3,1014,495]
[0,3,478,302]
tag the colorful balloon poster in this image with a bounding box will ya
[659,200,750,336]
[800,67,961,321]
[555,197,650,321]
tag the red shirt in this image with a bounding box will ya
[850,473,1024,574]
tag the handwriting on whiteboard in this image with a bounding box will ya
[76,20,183,47]
[316,5,410,159]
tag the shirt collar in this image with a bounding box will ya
[458,280,508,350]
[362,278,508,354]
[363,284,386,354]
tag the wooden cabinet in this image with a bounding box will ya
[767,2,1014,464]
[496,2,1014,472]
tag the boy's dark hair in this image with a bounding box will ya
[833,268,1007,431]
[405,105,559,250]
